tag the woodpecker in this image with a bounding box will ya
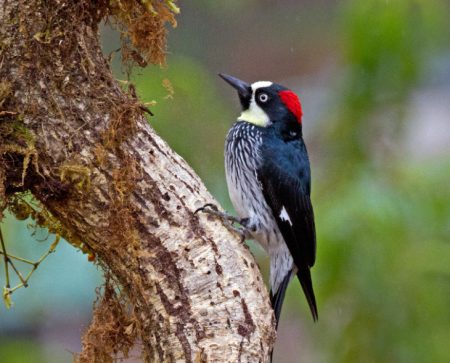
[217,74,318,326]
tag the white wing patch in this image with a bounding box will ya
[279,206,292,226]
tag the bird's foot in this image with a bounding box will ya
[194,203,251,242]
[195,203,240,223]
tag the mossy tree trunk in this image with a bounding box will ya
[0,1,275,362]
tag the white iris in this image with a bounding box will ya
[258,93,269,103]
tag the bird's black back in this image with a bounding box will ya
[257,122,318,320]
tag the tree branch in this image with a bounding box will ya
[0,0,275,361]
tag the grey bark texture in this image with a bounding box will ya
[0,0,275,362]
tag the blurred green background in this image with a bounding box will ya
[1,0,450,362]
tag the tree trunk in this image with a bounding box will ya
[0,1,275,362]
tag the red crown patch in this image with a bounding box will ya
[278,90,303,124]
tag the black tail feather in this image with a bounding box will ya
[270,269,317,362]
[269,270,292,363]
[297,267,318,321]
[270,270,292,330]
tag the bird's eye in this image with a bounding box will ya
[258,93,269,103]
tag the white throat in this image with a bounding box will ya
[238,81,272,127]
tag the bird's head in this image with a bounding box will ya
[219,73,303,128]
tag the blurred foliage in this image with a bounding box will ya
[311,1,450,363]
[0,339,45,363]
[315,161,450,363]
[0,212,101,363]
[326,0,448,170]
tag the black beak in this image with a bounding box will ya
[219,73,252,107]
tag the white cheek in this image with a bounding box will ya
[238,98,269,126]
[237,81,272,127]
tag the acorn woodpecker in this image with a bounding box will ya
[217,74,318,325]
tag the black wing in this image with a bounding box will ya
[258,137,318,321]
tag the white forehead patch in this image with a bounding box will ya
[251,81,273,90]
[237,81,273,127]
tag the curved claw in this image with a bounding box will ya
[194,204,251,242]
[194,203,218,215]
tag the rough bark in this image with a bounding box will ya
[0,1,275,362]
